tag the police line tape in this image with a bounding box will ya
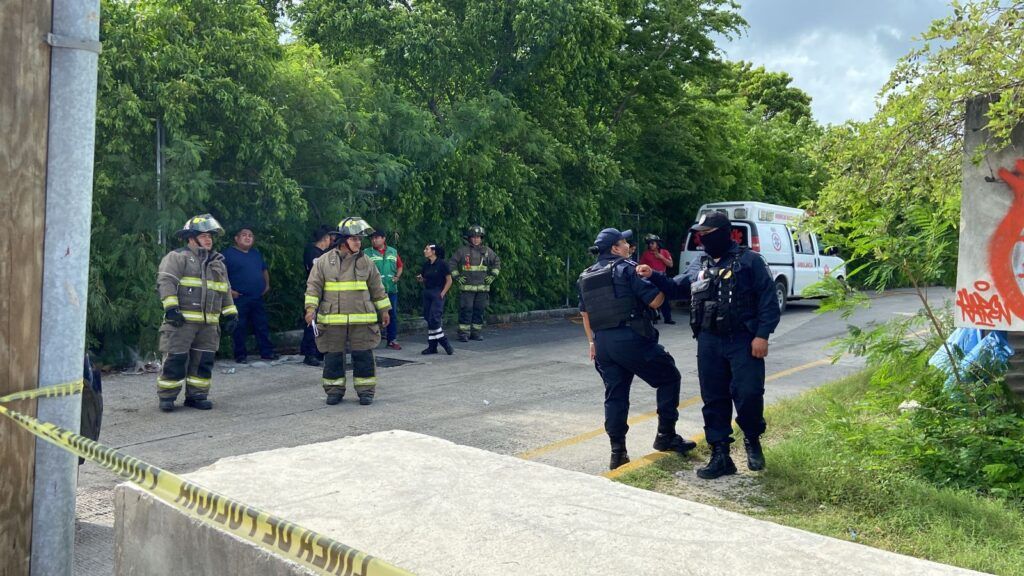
[0,383,413,576]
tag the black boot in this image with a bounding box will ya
[325,393,343,405]
[697,442,737,479]
[744,436,765,471]
[303,355,322,367]
[159,398,175,412]
[457,333,469,342]
[358,394,374,406]
[609,439,630,470]
[421,340,438,355]
[183,395,212,410]
[439,336,454,355]
[470,332,484,341]
[653,432,697,454]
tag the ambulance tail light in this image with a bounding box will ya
[751,235,761,253]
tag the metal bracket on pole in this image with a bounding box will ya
[44,32,102,54]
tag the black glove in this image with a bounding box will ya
[165,307,186,327]
[222,315,239,334]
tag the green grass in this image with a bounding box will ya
[616,372,1024,576]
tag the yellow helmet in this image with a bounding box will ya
[175,214,224,239]
[337,216,374,238]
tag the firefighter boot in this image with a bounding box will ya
[358,394,374,406]
[744,436,766,471]
[159,398,175,412]
[421,340,438,355]
[697,442,737,480]
[609,439,630,470]
[653,432,697,454]
[325,393,343,405]
[470,332,484,341]
[439,336,454,355]
[183,395,213,410]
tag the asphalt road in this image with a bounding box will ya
[72,288,950,575]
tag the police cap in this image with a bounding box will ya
[593,228,633,251]
[690,211,731,232]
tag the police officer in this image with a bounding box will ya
[304,217,392,406]
[638,212,780,478]
[449,225,500,341]
[155,214,239,412]
[578,228,697,470]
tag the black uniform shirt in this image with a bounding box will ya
[304,243,326,275]
[578,253,661,313]
[651,243,780,339]
[421,258,451,290]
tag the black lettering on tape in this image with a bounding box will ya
[175,483,193,507]
[278,521,294,553]
[228,502,244,530]
[297,529,315,563]
[313,536,331,568]
[246,507,260,537]
[214,496,229,525]
[263,516,279,546]
[196,491,212,516]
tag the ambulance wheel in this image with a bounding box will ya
[775,280,788,313]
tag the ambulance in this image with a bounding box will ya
[679,201,846,312]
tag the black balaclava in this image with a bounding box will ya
[700,228,732,259]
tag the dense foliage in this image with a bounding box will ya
[90,0,825,361]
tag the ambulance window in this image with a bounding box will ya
[793,231,814,254]
[687,225,749,250]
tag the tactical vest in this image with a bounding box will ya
[578,259,639,331]
[690,251,754,336]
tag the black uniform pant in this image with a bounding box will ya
[593,327,681,444]
[458,290,489,335]
[697,330,766,445]
[423,288,447,342]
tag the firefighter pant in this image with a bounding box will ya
[423,288,446,343]
[696,329,766,445]
[157,322,220,400]
[321,350,377,398]
[593,326,681,443]
[458,290,489,336]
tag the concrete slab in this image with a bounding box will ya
[115,430,984,576]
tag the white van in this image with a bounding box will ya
[679,201,846,312]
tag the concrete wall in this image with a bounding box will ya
[115,431,984,576]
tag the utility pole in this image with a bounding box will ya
[0,1,101,575]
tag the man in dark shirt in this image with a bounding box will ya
[223,226,278,363]
[300,226,335,366]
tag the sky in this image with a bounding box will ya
[718,0,954,125]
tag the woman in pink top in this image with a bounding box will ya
[639,234,676,324]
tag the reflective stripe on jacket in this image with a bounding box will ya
[157,246,236,324]
[449,244,500,291]
[305,248,391,325]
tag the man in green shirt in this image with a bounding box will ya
[364,230,403,349]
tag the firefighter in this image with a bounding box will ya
[449,225,501,341]
[304,217,392,406]
[156,214,238,412]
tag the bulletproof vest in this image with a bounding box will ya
[690,250,753,336]
[578,258,638,331]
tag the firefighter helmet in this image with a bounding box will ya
[465,225,485,238]
[337,217,374,239]
[644,233,662,243]
[175,214,225,239]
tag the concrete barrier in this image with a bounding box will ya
[115,431,983,576]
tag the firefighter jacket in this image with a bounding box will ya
[157,245,237,324]
[449,244,500,292]
[305,248,392,326]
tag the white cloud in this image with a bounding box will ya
[718,0,952,124]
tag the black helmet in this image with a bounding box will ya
[337,217,374,239]
[465,225,485,238]
[175,214,225,239]
[644,233,661,243]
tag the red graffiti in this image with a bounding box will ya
[990,159,1024,323]
[956,281,1012,327]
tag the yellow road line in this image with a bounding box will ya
[518,356,833,462]
[600,356,836,479]
[516,396,703,460]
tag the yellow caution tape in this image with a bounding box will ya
[0,384,413,576]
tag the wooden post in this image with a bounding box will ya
[0,1,54,574]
